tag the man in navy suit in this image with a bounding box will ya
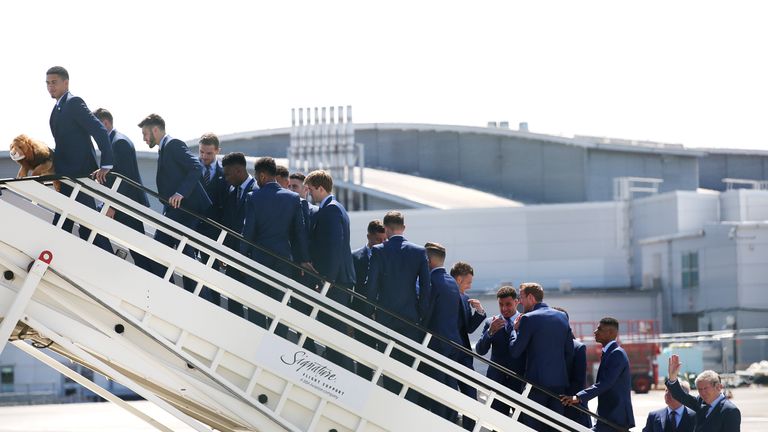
[509,283,574,431]
[451,261,486,430]
[305,170,356,369]
[196,133,228,260]
[241,157,311,326]
[351,220,386,315]
[365,210,431,395]
[562,317,635,432]
[93,108,152,272]
[45,66,113,253]
[421,242,463,422]
[554,307,592,429]
[643,380,696,432]
[138,114,211,293]
[216,152,257,317]
[365,210,432,341]
[287,172,317,288]
[666,355,741,431]
[475,286,525,416]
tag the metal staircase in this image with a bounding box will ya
[0,175,611,432]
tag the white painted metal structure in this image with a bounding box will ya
[0,175,606,432]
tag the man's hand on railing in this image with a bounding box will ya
[559,394,580,406]
[168,193,184,209]
[91,167,111,184]
[105,207,115,219]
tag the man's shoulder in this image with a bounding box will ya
[647,407,666,418]
[720,397,741,413]
[352,246,366,257]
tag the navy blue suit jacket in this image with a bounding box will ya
[578,342,635,431]
[49,92,113,177]
[458,292,486,367]
[240,182,308,274]
[666,379,741,432]
[425,268,463,357]
[509,303,574,391]
[643,406,696,432]
[308,196,355,305]
[203,162,228,220]
[351,245,371,313]
[156,136,211,215]
[220,177,257,251]
[476,313,526,392]
[365,235,431,337]
[106,129,148,207]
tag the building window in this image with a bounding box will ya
[1,366,13,392]
[682,252,699,289]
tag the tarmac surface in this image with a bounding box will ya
[0,386,765,431]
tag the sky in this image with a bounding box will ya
[2,1,767,152]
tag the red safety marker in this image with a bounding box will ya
[38,250,53,264]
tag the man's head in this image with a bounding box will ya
[304,170,333,204]
[593,317,619,346]
[93,108,113,132]
[46,66,69,100]
[424,242,446,270]
[694,370,723,405]
[366,219,386,248]
[450,261,474,294]
[288,172,307,198]
[496,286,520,319]
[382,210,405,238]
[665,380,690,410]
[275,165,290,189]
[253,157,277,187]
[198,133,220,167]
[138,114,166,148]
[222,152,248,187]
[518,282,543,312]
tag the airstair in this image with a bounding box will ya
[0,175,614,432]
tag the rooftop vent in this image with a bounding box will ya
[518,122,529,132]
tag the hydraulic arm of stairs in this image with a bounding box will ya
[0,175,624,432]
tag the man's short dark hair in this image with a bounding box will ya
[520,282,544,302]
[93,108,113,123]
[222,152,246,168]
[305,170,333,192]
[383,210,405,228]
[450,261,474,278]
[46,66,69,80]
[254,157,277,176]
[289,172,306,182]
[600,317,619,331]
[497,285,518,299]
[199,132,219,149]
[424,242,446,261]
[276,165,289,179]
[367,219,385,235]
[138,113,165,130]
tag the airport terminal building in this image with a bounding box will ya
[1,119,766,398]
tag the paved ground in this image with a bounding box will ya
[0,387,765,431]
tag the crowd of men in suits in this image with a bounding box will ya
[44,65,742,432]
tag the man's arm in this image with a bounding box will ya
[641,411,655,432]
[721,405,741,432]
[576,350,626,403]
[240,197,256,257]
[363,248,381,318]
[665,354,700,411]
[290,196,310,264]
[467,300,487,333]
[72,97,113,168]
[508,314,532,359]
[475,321,493,356]
[166,140,203,200]
[417,250,432,325]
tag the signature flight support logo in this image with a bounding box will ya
[255,333,371,411]
[280,350,344,397]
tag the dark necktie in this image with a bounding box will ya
[236,186,242,201]
[203,165,211,185]
[664,410,677,432]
